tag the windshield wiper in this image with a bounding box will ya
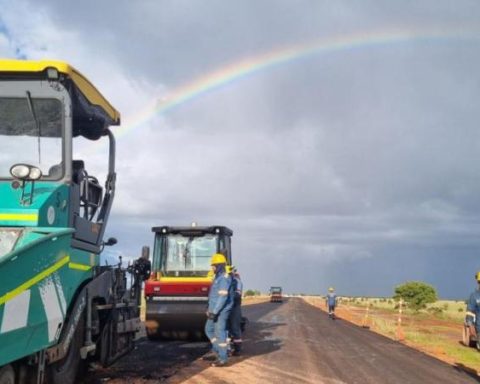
[25,91,41,164]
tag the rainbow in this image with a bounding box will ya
[118,26,480,138]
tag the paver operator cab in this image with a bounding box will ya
[145,225,233,340]
[0,60,147,384]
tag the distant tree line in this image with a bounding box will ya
[244,289,261,297]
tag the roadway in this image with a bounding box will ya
[84,297,479,383]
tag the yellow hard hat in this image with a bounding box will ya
[328,287,334,292]
[211,253,227,265]
[475,271,480,281]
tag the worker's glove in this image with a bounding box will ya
[207,312,218,321]
[466,314,475,326]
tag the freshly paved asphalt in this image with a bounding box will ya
[85,297,480,383]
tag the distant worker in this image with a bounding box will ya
[228,267,243,355]
[326,287,337,319]
[204,253,234,367]
[465,272,480,348]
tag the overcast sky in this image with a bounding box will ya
[1,0,480,298]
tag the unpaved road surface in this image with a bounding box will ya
[84,298,479,383]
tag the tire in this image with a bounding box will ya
[462,326,477,348]
[47,317,86,384]
[0,365,15,384]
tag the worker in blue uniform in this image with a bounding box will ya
[228,267,243,355]
[466,272,480,349]
[326,287,337,319]
[204,253,234,367]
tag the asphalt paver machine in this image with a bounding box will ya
[0,60,148,384]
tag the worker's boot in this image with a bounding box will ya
[202,351,217,361]
[211,360,228,367]
[231,342,242,356]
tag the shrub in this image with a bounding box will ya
[244,289,256,297]
[427,306,443,315]
[393,281,438,311]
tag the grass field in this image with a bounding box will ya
[335,296,467,321]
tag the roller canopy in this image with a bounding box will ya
[151,226,233,237]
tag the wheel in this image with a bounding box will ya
[0,365,15,384]
[146,327,160,341]
[47,317,86,384]
[462,326,477,348]
[172,330,189,341]
[190,330,208,342]
[146,328,173,341]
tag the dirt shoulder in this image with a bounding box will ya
[303,296,480,377]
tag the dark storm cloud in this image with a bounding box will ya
[1,0,480,297]
[15,0,480,84]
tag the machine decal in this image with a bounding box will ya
[0,256,70,305]
[39,276,65,342]
[68,262,92,271]
[63,296,86,353]
[0,289,30,333]
[52,274,67,316]
[0,213,38,222]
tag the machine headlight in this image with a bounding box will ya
[28,167,42,180]
[10,164,43,180]
[10,164,30,179]
[46,67,59,80]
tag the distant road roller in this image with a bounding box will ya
[144,224,233,340]
[270,286,283,302]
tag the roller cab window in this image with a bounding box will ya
[156,234,218,277]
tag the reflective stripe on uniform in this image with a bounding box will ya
[218,290,228,296]
[233,339,242,343]
[211,337,217,343]
[218,343,228,347]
